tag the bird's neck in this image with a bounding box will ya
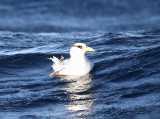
[70,54,86,62]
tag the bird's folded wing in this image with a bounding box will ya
[48,71,60,77]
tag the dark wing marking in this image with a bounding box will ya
[48,71,60,77]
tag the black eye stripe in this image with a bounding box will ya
[72,45,83,49]
[77,45,82,49]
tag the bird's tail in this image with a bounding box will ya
[47,56,63,72]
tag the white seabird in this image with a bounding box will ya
[48,43,95,77]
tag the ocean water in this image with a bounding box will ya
[0,0,160,119]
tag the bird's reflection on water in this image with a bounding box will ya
[58,74,96,114]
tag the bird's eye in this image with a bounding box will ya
[77,45,82,49]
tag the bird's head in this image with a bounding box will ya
[70,43,95,56]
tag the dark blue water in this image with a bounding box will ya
[0,0,160,119]
[1,0,160,33]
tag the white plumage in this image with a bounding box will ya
[48,43,95,77]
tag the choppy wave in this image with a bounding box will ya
[0,29,160,118]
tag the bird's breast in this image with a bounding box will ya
[65,57,92,75]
